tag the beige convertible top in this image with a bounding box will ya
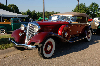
[53,12,90,18]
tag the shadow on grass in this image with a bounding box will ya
[50,35,100,59]
[0,38,13,50]
[0,37,32,51]
[0,38,11,45]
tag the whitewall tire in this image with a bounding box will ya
[38,38,55,59]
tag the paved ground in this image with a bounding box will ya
[0,35,100,66]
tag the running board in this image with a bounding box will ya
[68,37,86,43]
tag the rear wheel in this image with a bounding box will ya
[38,38,55,59]
[85,30,92,41]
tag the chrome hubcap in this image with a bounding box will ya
[47,45,52,51]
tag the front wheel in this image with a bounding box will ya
[38,38,55,59]
[85,30,92,41]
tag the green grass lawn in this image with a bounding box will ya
[0,34,13,50]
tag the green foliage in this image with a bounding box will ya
[72,2,100,18]
[73,3,87,13]
[26,9,32,18]
[89,2,99,18]
[31,10,37,20]
[0,3,21,14]
[22,10,59,20]
[37,12,43,19]
[0,34,13,50]
[97,14,100,17]
[72,3,90,15]
[8,4,20,13]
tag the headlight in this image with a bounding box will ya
[21,24,26,30]
[34,25,41,32]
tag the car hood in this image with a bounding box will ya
[36,21,69,25]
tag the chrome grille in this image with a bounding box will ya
[28,24,35,37]
[27,23,35,41]
[25,22,40,44]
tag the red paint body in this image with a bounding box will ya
[27,32,50,45]
[37,21,69,25]
[58,25,66,35]
[11,29,26,44]
[11,21,89,45]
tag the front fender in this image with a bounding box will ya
[27,32,68,45]
[11,29,26,43]
[27,32,50,45]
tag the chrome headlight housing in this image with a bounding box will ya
[29,22,41,33]
[34,25,41,32]
[21,24,26,30]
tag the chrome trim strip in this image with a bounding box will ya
[70,23,88,24]
[9,38,36,49]
[25,22,41,44]
[25,23,29,44]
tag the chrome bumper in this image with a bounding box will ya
[9,38,36,49]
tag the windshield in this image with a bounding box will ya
[49,15,77,22]
[13,19,21,23]
[10,18,21,23]
[59,16,77,22]
[49,15,60,21]
[59,16,70,21]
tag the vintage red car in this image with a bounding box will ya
[9,12,92,59]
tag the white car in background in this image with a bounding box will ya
[94,17,100,22]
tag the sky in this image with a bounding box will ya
[0,0,100,13]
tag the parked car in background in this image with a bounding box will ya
[9,12,92,59]
[93,17,100,22]
[0,18,28,34]
[90,19,100,34]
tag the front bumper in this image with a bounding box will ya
[9,38,36,49]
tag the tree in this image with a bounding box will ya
[0,3,21,14]
[37,12,43,19]
[8,4,20,13]
[89,2,99,18]
[45,11,51,18]
[0,3,8,10]
[21,12,26,15]
[26,9,32,18]
[72,3,88,13]
[37,12,41,19]
[31,10,37,20]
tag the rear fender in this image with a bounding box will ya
[58,25,66,35]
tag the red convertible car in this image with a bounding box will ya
[9,12,92,58]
